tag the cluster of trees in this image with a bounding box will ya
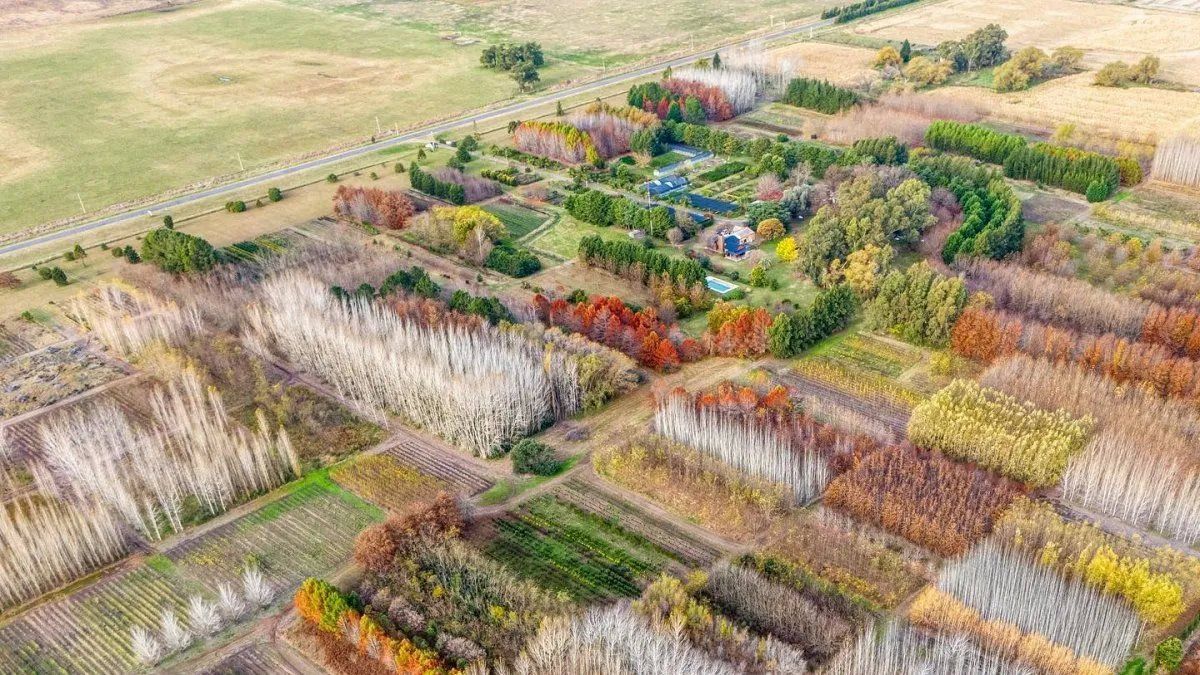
[767,285,857,358]
[907,379,1092,487]
[1007,143,1121,201]
[332,185,416,230]
[512,120,602,166]
[821,0,920,23]
[568,103,660,157]
[797,171,935,284]
[981,355,1200,547]
[704,303,774,358]
[782,78,858,114]
[487,144,564,170]
[577,234,706,292]
[960,259,1150,338]
[824,444,1024,556]
[951,306,1200,401]
[993,498,1189,627]
[629,80,734,123]
[35,265,69,285]
[936,24,1009,73]
[907,587,1112,675]
[563,189,676,238]
[479,167,533,187]
[485,243,541,278]
[409,163,466,204]
[924,120,1123,199]
[663,121,844,178]
[1094,55,1160,87]
[909,154,1023,262]
[850,136,907,165]
[937,540,1142,667]
[533,294,703,371]
[866,261,966,346]
[448,289,512,325]
[993,46,1083,92]
[294,577,454,674]
[480,42,544,90]
[253,273,635,457]
[654,383,864,503]
[141,228,216,274]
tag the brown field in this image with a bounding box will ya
[768,41,878,87]
[922,72,1200,142]
[850,0,1200,86]
[0,0,197,30]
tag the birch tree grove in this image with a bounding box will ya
[673,67,758,115]
[248,273,630,457]
[73,283,203,359]
[1151,136,1200,188]
[936,540,1143,667]
[653,392,834,503]
[0,494,132,610]
[35,368,298,541]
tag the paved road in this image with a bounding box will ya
[0,17,834,259]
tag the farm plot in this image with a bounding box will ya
[823,333,923,378]
[385,430,494,496]
[0,319,62,360]
[0,565,191,675]
[200,640,299,675]
[480,494,684,602]
[165,473,382,590]
[555,478,724,566]
[774,362,915,438]
[329,453,447,511]
[483,200,549,241]
[0,341,126,418]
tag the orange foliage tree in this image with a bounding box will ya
[332,185,415,230]
[534,294,702,371]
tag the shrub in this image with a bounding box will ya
[141,228,216,274]
[162,215,174,229]
[267,187,283,202]
[224,200,246,213]
[510,439,560,475]
[326,173,338,183]
[1086,180,1109,202]
[485,243,542,277]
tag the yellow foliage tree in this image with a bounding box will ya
[874,46,902,69]
[776,236,799,262]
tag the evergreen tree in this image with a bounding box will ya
[900,39,912,63]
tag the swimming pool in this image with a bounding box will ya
[706,276,737,294]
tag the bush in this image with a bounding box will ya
[485,243,542,277]
[225,200,246,213]
[510,439,560,475]
[326,173,338,183]
[162,215,174,229]
[1086,180,1109,202]
[267,187,283,202]
[141,228,216,274]
[1157,638,1184,672]
[123,246,141,264]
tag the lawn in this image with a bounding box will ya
[648,150,688,169]
[484,200,550,241]
[525,211,633,260]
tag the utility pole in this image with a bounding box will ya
[376,116,382,136]
[76,193,86,214]
[236,152,245,171]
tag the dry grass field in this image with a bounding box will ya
[849,0,1200,87]
[921,72,1200,143]
[768,41,877,86]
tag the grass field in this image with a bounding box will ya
[0,0,844,235]
[483,200,550,240]
[0,0,580,233]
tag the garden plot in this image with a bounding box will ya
[0,319,62,360]
[479,494,685,602]
[200,641,298,675]
[824,333,923,378]
[774,362,916,438]
[165,473,381,590]
[329,453,447,511]
[0,341,126,419]
[555,478,724,566]
[0,565,191,675]
[385,430,493,496]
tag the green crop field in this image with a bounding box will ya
[484,201,549,240]
[483,495,682,601]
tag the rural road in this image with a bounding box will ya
[0,16,834,259]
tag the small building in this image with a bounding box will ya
[708,225,757,260]
[645,175,689,198]
[628,229,647,240]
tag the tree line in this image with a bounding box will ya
[577,234,706,289]
[909,154,1024,262]
[768,284,858,358]
[564,189,676,239]
[782,78,858,115]
[409,163,466,205]
[821,0,920,23]
[925,120,1121,199]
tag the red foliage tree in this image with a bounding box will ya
[535,294,698,372]
[332,185,415,230]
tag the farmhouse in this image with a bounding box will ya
[708,225,757,260]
